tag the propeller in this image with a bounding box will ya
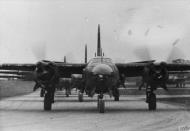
[31,42,46,61]
[133,38,184,91]
[166,39,184,63]
[134,45,152,61]
[35,61,59,84]
[134,45,169,91]
[134,38,184,63]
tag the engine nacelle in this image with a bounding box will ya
[34,61,59,87]
[142,62,168,88]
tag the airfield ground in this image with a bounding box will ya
[1,80,190,99]
[0,80,34,99]
[0,80,190,131]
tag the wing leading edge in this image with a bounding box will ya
[0,62,87,79]
[116,62,190,77]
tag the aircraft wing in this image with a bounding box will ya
[0,62,87,79]
[0,63,36,71]
[116,62,190,77]
[56,63,86,77]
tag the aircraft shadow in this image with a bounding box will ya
[4,98,144,103]
[1,106,189,114]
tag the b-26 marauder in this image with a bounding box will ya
[1,25,190,113]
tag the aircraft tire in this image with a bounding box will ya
[97,96,100,109]
[51,92,55,103]
[66,93,69,97]
[44,92,52,111]
[78,92,83,102]
[148,93,156,111]
[114,96,119,101]
[98,99,105,113]
[66,88,70,97]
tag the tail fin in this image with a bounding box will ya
[64,56,66,63]
[85,44,87,63]
[97,24,102,56]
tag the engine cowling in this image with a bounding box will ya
[34,61,59,86]
[142,62,168,88]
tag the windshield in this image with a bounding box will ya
[89,57,112,64]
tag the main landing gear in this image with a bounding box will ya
[113,88,119,101]
[40,88,45,97]
[44,86,55,111]
[65,88,71,97]
[97,94,105,113]
[146,85,157,110]
[78,91,83,102]
[44,91,52,110]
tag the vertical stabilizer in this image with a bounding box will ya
[97,24,101,56]
[64,56,66,63]
[85,44,87,63]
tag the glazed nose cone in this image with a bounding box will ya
[92,64,113,75]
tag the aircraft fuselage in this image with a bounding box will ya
[83,57,120,97]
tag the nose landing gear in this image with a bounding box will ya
[97,94,105,113]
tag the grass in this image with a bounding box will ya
[0,80,35,99]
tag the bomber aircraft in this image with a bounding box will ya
[1,24,190,113]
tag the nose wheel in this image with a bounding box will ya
[97,94,105,113]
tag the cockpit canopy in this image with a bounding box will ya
[88,57,113,65]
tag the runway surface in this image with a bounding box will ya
[0,90,190,131]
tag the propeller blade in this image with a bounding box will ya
[172,38,180,46]
[31,42,46,60]
[167,47,185,63]
[166,39,184,62]
[134,45,152,61]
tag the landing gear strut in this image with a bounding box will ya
[44,85,55,111]
[146,85,157,110]
[40,88,45,97]
[65,88,70,97]
[114,88,119,101]
[44,91,52,110]
[97,94,105,113]
[66,93,69,97]
[78,91,83,102]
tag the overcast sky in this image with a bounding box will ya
[1,0,190,63]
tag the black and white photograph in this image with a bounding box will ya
[0,0,190,131]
